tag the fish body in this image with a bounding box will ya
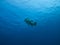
[24,18,37,26]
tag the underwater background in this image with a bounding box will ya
[0,0,60,45]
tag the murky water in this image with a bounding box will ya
[0,0,60,45]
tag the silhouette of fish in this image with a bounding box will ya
[24,18,37,26]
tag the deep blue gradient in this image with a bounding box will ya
[0,0,60,45]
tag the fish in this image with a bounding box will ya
[24,18,37,26]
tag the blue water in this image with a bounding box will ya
[0,0,60,45]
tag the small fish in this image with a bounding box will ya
[24,18,37,26]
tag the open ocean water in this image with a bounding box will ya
[0,0,60,45]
